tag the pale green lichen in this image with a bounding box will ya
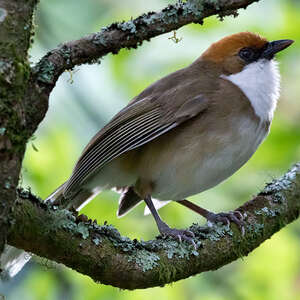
[162,8,179,24]
[77,223,89,239]
[260,164,300,215]
[59,45,72,65]
[92,237,101,245]
[263,164,299,195]
[182,0,204,18]
[128,249,160,272]
[0,127,6,135]
[255,207,277,218]
[143,14,160,25]
[89,221,200,272]
[204,223,233,241]
[117,21,137,33]
[93,31,109,47]
[52,209,90,239]
[33,60,56,84]
[164,240,194,259]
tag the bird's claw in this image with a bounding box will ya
[206,210,245,235]
[159,226,197,249]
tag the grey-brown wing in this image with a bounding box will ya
[63,95,208,198]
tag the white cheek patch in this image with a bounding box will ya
[221,59,280,121]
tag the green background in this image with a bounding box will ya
[1,0,300,299]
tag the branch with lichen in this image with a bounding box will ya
[33,0,260,85]
[0,0,39,257]
[6,164,300,290]
[24,0,261,134]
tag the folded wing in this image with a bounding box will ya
[64,94,209,198]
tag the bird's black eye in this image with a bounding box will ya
[239,47,255,62]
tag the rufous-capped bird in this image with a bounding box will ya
[47,32,293,243]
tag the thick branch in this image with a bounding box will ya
[24,0,260,134]
[7,164,300,289]
[0,0,38,255]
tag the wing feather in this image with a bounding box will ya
[64,107,170,196]
[64,94,209,198]
[76,108,161,169]
[71,111,162,187]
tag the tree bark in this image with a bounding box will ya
[7,164,300,289]
[0,0,38,255]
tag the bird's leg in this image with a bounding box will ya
[177,199,244,234]
[144,195,196,247]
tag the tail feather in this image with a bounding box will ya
[117,186,142,217]
[46,182,66,203]
[46,182,102,211]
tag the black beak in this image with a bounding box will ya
[262,39,294,60]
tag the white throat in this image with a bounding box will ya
[222,59,280,121]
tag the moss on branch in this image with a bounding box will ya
[0,0,39,256]
[7,164,300,289]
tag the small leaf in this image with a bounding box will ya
[32,143,39,152]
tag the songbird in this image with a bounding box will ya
[48,32,293,243]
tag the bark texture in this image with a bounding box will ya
[0,0,38,255]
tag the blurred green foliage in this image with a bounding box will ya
[1,0,300,299]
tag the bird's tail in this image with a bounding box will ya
[117,186,171,217]
[0,183,101,280]
[48,183,101,211]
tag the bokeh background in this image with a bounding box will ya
[1,0,300,299]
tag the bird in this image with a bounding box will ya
[47,32,293,244]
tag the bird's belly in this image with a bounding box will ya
[85,117,268,201]
[144,118,268,200]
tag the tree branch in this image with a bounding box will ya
[33,0,260,85]
[7,164,300,290]
[24,0,261,134]
[0,0,38,255]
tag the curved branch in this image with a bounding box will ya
[24,0,261,133]
[33,0,260,85]
[7,163,300,290]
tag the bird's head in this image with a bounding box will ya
[201,32,293,75]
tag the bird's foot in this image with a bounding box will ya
[158,222,196,249]
[206,210,245,235]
